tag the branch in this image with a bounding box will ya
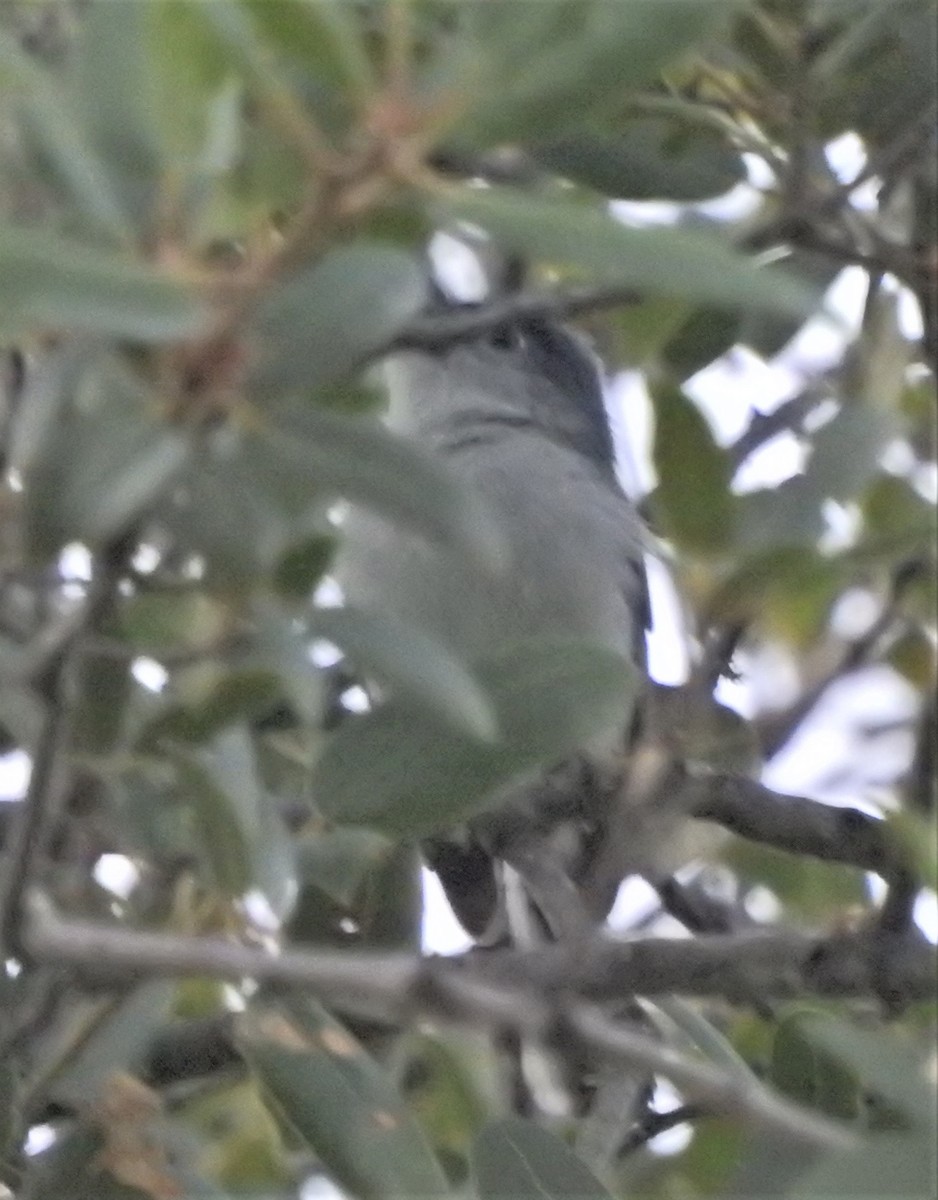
[0,531,138,957]
[683,773,904,877]
[20,890,864,1152]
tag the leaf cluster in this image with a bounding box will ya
[0,3,934,1199]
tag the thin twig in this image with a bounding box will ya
[756,565,914,760]
[727,382,830,472]
[618,1103,703,1156]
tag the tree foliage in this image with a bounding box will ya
[0,2,935,1198]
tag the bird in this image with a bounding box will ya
[336,300,652,943]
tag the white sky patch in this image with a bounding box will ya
[829,587,882,640]
[694,178,763,223]
[131,656,169,693]
[686,347,802,444]
[131,542,161,574]
[340,684,370,714]
[611,198,682,228]
[880,438,917,476]
[94,854,139,900]
[913,461,937,502]
[644,555,691,686]
[0,750,30,801]
[421,867,472,955]
[714,671,756,720]
[24,1125,57,1157]
[825,131,867,184]
[606,874,661,931]
[776,266,868,377]
[300,1174,347,1200]
[314,575,343,608]
[242,888,283,934]
[762,665,919,800]
[743,152,777,190]
[58,541,92,582]
[897,286,924,338]
[310,638,342,668]
[610,371,655,496]
[744,885,783,923]
[429,231,490,301]
[818,499,862,553]
[732,429,808,493]
[914,891,938,945]
[743,643,802,715]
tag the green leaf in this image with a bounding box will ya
[249,603,325,726]
[798,1017,936,1122]
[472,1118,612,1200]
[169,740,256,897]
[651,996,760,1083]
[454,0,733,146]
[403,1031,494,1173]
[704,548,846,644]
[71,0,163,211]
[314,637,636,835]
[287,838,421,951]
[70,651,133,757]
[249,243,427,396]
[0,224,208,341]
[25,1116,228,1200]
[237,1000,450,1199]
[148,0,239,166]
[431,188,816,317]
[272,533,337,599]
[48,981,176,1108]
[738,250,843,357]
[532,118,745,202]
[140,667,282,747]
[725,839,866,920]
[26,1127,161,1200]
[813,0,937,144]
[787,1018,938,1200]
[115,592,231,654]
[0,29,129,240]
[190,726,297,918]
[295,826,392,909]
[737,401,902,552]
[651,383,735,554]
[312,604,498,741]
[771,1013,862,1120]
[809,406,902,506]
[244,0,374,99]
[17,353,189,558]
[164,439,291,590]
[663,305,742,378]
[258,406,505,570]
[176,1078,291,1194]
[161,728,296,913]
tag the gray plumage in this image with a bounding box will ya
[340,320,647,670]
[337,316,651,937]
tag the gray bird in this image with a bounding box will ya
[337,310,651,941]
